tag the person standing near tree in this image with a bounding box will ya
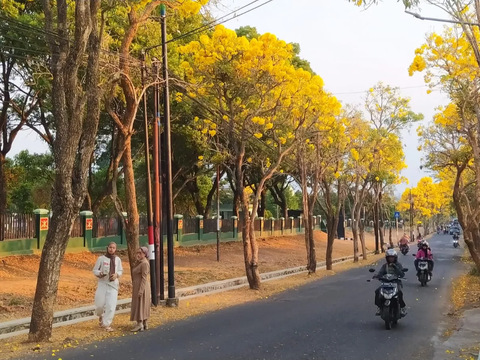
[130,246,151,332]
[93,242,123,332]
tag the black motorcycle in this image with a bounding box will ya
[400,244,409,255]
[413,254,431,286]
[368,268,409,330]
[453,234,460,248]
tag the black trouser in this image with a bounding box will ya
[414,259,434,272]
[375,287,406,308]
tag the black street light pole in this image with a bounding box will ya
[160,4,178,307]
[141,53,157,306]
[152,62,164,302]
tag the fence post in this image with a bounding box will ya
[290,217,294,234]
[298,216,303,233]
[232,216,238,239]
[258,217,264,237]
[196,215,203,241]
[270,217,275,235]
[120,212,128,245]
[33,209,49,250]
[175,214,183,242]
[80,210,93,248]
[280,217,285,235]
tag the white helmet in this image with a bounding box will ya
[385,248,398,262]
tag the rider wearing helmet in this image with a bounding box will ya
[417,235,425,248]
[399,233,409,246]
[374,249,407,317]
[415,240,434,275]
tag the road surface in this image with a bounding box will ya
[25,234,464,360]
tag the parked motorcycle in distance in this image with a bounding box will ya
[413,254,431,286]
[368,268,409,330]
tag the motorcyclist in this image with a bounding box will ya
[415,240,434,276]
[374,248,407,317]
[399,233,409,247]
[417,234,424,248]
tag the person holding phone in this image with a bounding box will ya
[93,242,123,332]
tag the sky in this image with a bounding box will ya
[8,0,451,197]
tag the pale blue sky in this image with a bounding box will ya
[10,0,451,197]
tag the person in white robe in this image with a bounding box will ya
[93,242,123,332]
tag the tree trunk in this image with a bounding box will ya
[122,143,140,269]
[305,212,317,273]
[257,188,266,217]
[0,154,6,217]
[188,180,205,216]
[236,156,261,289]
[29,208,77,341]
[0,154,6,241]
[389,223,393,248]
[359,217,367,259]
[464,235,480,272]
[203,172,223,218]
[373,200,380,254]
[326,217,336,270]
[29,0,102,342]
[241,211,261,289]
[352,223,359,263]
[269,183,288,219]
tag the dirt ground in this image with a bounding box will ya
[0,231,377,322]
[0,253,385,360]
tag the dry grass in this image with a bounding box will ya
[451,253,480,314]
[0,231,376,321]
[0,253,384,360]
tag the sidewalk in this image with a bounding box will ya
[433,253,480,360]
[0,231,376,322]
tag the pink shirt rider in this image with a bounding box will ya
[399,236,409,245]
[416,248,433,260]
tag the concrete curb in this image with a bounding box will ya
[0,252,377,340]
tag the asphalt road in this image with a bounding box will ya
[26,234,464,360]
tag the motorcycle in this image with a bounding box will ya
[413,255,431,286]
[400,244,409,255]
[453,234,460,248]
[368,268,408,330]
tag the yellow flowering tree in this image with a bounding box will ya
[366,82,424,134]
[294,91,342,274]
[364,82,420,251]
[416,102,480,268]
[177,25,336,288]
[344,113,377,262]
[315,110,355,270]
[409,23,480,270]
[398,177,451,233]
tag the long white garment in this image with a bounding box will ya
[93,255,123,327]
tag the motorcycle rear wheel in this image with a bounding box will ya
[382,307,392,330]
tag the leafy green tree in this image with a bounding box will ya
[6,151,54,213]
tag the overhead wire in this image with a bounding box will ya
[165,0,274,44]
[0,1,423,175]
